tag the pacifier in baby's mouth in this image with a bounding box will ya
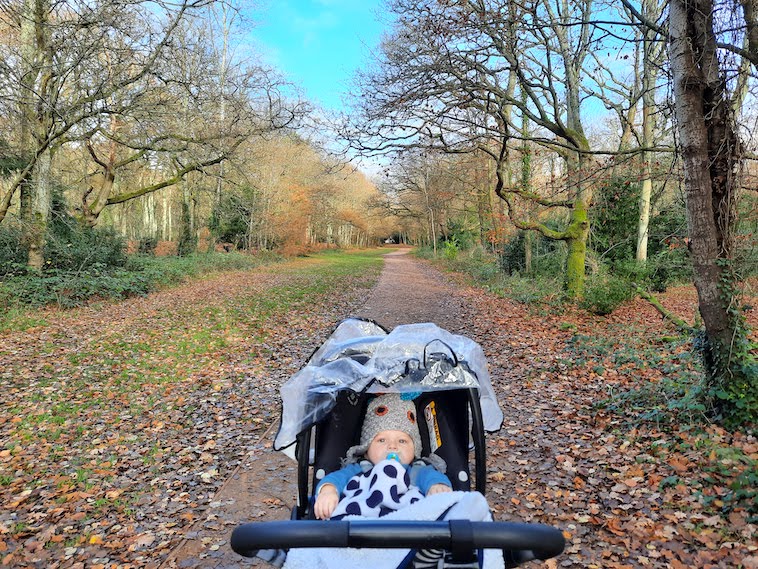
[386,452,400,462]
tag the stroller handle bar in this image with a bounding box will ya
[231,519,565,561]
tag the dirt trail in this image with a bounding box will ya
[163,249,478,568]
[159,250,758,569]
[353,249,471,331]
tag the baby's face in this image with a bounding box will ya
[366,430,415,465]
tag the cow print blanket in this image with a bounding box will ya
[330,459,425,520]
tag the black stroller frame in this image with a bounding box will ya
[231,319,565,568]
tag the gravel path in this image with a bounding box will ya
[164,249,477,568]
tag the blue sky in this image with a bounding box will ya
[254,0,386,112]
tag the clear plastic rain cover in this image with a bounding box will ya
[274,318,504,452]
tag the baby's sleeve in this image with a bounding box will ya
[316,463,362,495]
[413,465,453,495]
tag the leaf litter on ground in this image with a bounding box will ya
[0,252,382,568]
[1,250,756,569]
[450,277,757,569]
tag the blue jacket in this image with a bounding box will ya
[316,459,452,496]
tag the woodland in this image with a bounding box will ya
[0,0,756,566]
[2,0,754,423]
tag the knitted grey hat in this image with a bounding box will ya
[345,394,422,462]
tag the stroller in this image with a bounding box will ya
[231,319,564,568]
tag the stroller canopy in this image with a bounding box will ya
[274,319,504,452]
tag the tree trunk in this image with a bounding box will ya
[636,0,658,262]
[636,177,652,262]
[521,91,533,273]
[564,197,590,298]
[178,177,196,255]
[144,193,157,238]
[524,231,533,274]
[670,0,736,343]
[19,0,53,270]
[562,132,593,298]
[27,149,52,270]
[81,122,120,228]
[669,0,754,424]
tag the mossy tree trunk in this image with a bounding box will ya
[564,197,590,298]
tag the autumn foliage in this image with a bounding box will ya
[0,251,755,568]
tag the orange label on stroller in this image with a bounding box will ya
[424,402,442,452]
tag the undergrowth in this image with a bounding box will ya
[418,245,566,307]
[0,252,281,328]
[565,329,709,426]
[565,328,757,519]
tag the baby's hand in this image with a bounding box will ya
[314,484,339,519]
[427,483,452,495]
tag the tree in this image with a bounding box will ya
[668,0,757,423]
[208,134,384,253]
[347,0,633,298]
[74,15,301,230]
[1,0,209,267]
[0,0,304,265]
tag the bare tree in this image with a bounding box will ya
[1,0,213,267]
[76,17,300,230]
[1,0,306,267]
[347,0,637,298]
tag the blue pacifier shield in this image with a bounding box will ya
[386,452,400,462]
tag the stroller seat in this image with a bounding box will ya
[231,319,564,568]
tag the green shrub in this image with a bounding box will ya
[611,248,692,293]
[580,273,635,315]
[0,252,279,309]
[501,273,564,305]
[591,178,641,263]
[498,230,566,276]
[413,245,436,259]
[445,220,478,250]
[46,210,126,271]
[591,177,688,265]
[0,269,152,308]
[443,237,460,261]
[441,246,499,282]
[0,223,28,276]
[646,249,692,291]
[458,249,500,282]
[209,189,254,248]
[499,231,527,274]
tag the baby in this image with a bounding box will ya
[314,393,452,520]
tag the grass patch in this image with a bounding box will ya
[3,248,384,451]
[0,307,48,332]
[124,250,282,287]
[0,248,386,558]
